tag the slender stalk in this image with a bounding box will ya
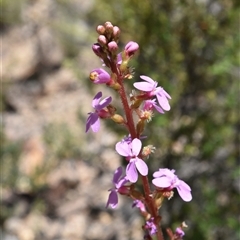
[142,175,164,240]
[111,61,164,240]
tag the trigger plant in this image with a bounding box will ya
[86,21,192,240]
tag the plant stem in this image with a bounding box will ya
[112,63,164,240]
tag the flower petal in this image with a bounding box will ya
[161,88,171,99]
[98,68,111,83]
[133,82,154,92]
[113,167,123,184]
[131,138,142,156]
[92,92,102,108]
[140,75,155,84]
[135,158,148,176]
[156,94,170,111]
[153,168,170,178]
[85,113,99,133]
[153,104,164,114]
[126,162,138,183]
[90,116,100,132]
[152,176,172,188]
[115,141,131,157]
[97,96,112,110]
[116,177,129,189]
[106,190,118,208]
[176,180,192,202]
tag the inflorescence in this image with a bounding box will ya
[86,21,192,240]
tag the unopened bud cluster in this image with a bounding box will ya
[93,22,121,68]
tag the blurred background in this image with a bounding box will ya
[1,0,239,240]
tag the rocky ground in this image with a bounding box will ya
[1,1,144,239]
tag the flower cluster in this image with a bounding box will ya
[85,21,192,240]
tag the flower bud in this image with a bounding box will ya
[111,114,125,124]
[113,26,121,40]
[104,21,114,34]
[98,35,107,46]
[104,22,114,41]
[108,41,118,53]
[92,43,104,57]
[89,68,111,84]
[124,41,139,58]
[96,25,105,35]
[110,82,121,90]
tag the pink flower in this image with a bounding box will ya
[115,138,148,183]
[143,99,164,114]
[85,92,112,133]
[134,75,171,111]
[106,167,129,209]
[152,168,192,202]
[89,68,111,84]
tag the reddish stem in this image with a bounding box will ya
[111,62,164,240]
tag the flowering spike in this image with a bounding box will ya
[88,22,192,239]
